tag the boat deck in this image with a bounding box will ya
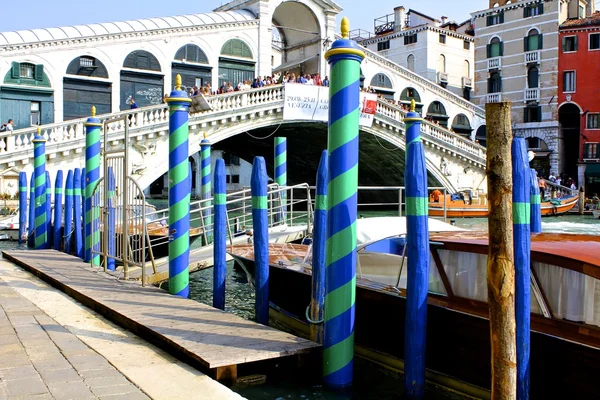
[1,250,320,383]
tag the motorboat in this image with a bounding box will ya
[0,209,20,241]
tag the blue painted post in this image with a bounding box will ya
[64,170,74,254]
[45,171,52,249]
[107,166,116,271]
[251,157,269,324]
[85,107,102,266]
[530,169,542,233]
[512,138,531,400]
[53,171,63,251]
[18,172,27,244]
[274,137,287,223]
[33,128,48,249]
[200,135,212,242]
[309,150,328,344]
[213,158,226,310]
[166,75,192,298]
[28,174,35,248]
[73,168,84,259]
[404,99,430,398]
[323,17,364,388]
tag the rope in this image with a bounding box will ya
[305,305,324,324]
[374,135,400,152]
[63,228,75,238]
[244,122,284,140]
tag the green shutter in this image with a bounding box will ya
[487,44,491,58]
[562,37,566,52]
[499,76,502,92]
[11,62,20,79]
[486,16,492,26]
[35,64,44,81]
[524,108,529,123]
[488,78,492,93]
[524,7,530,18]
[538,3,544,15]
[537,106,542,122]
[524,37,529,52]
[539,34,543,49]
[574,36,578,51]
[499,42,504,56]
[499,12,504,23]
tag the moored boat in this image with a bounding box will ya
[0,210,20,241]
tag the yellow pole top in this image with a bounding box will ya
[37,126,41,135]
[91,106,96,117]
[203,132,207,139]
[175,74,182,91]
[410,99,416,112]
[341,17,350,39]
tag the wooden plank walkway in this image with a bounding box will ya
[2,250,320,383]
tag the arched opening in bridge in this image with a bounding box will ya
[218,39,255,90]
[64,56,110,120]
[451,114,472,139]
[172,44,211,94]
[426,101,449,128]
[526,137,551,178]
[369,73,394,99]
[475,125,486,147]
[558,103,581,181]
[400,87,423,114]
[121,50,163,110]
[272,2,321,77]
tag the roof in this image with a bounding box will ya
[560,12,600,29]
[0,10,256,46]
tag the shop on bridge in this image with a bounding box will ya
[451,113,472,138]
[63,56,111,120]
[399,87,423,114]
[369,73,394,100]
[172,44,212,92]
[426,101,449,128]
[1,62,54,128]
[218,39,255,88]
[120,50,164,110]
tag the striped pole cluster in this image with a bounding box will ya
[53,171,63,251]
[322,17,364,388]
[512,138,531,399]
[309,150,328,344]
[213,158,226,310]
[18,172,27,244]
[85,107,102,266]
[33,128,47,249]
[274,137,287,223]
[403,99,430,398]
[529,169,542,233]
[64,170,74,254]
[45,171,52,248]
[166,75,192,298]
[27,174,34,248]
[73,168,83,259]
[200,135,212,242]
[251,156,269,324]
[107,167,116,271]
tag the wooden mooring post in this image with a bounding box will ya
[485,102,517,399]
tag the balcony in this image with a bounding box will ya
[437,72,449,84]
[488,57,501,70]
[524,88,540,102]
[525,50,540,64]
[462,77,472,88]
[487,93,502,103]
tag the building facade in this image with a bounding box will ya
[472,0,595,178]
[355,7,475,102]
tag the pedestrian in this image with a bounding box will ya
[129,98,138,109]
[322,76,329,87]
[0,119,14,132]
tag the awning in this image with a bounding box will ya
[585,163,600,177]
[273,54,319,73]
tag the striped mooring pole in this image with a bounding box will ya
[81,167,86,258]
[53,171,63,251]
[530,168,542,233]
[274,137,287,223]
[213,158,226,310]
[18,172,27,244]
[45,171,52,248]
[27,174,35,248]
[251,156,269,325]
[73,168,83,259]
[166,75,192,298]
[33,127,48,249]
[200,134,212,242]
[322,17,364,388]
[106,166,116,271]
[512,138,531,399]
[85,107,102,265]
[309,150,328,344]
[64,170,74,254]
[403,99,430,398]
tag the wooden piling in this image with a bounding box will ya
[485,102,517,400]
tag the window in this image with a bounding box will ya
[231,175,240,184]
[579,5,585,18]
[590,33,600,50]
[407,54,415,71]
[585,143,599,158]
[525,29,543,51]
[487,37,503,58]
[226,175,231,184]
[439,34,446,44]
[524,105,542,123]
[527,66,539,88]
[79,56,94,68]
[563,71,576,92]
[562,36,578,52]
[463,40,470,50]
[488,72,502,93]
[20,63,34,79]
[30,102,40,126]
[231,155,240,165]
[404,34,417,45]
[464,60,470,77]
[588,113,600,129]
[486,12,504,26]
[439,54,446,73]
[377,40,390,51]
[524,3,544,17]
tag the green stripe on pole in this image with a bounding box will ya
[315,194,327,211]
[252,196,268,209]
[325,222,356,266]
[214,193,226,204]
[513,202,531,225]
[324,276,356,319]
[406,197,429,216]
[323,335,355,376]
[530,194,541,205]
[327,166,358,203]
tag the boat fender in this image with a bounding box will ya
[305,305,324,325]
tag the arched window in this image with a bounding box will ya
[488,71,502,93]
[488,37,503,58]
[464,60,470,78]
[525,29,543,51]
[452,113,472,136]
[174,44,209,64]
[439,54,446,73]
[272,26,285,49]
[407,54,415,72]
[221,39,253,59]
[123,50,161,71]
[66,56,109,78]
[370,73,393,89]
[427,101,449,128]
[528,66,539,88]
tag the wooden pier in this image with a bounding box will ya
[2,250,320,383]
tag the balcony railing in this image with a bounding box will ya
[462,77,472,88]
[524,88,540,102]
[487,93,501,103]
[525,50,540,64]
[488,57,501,70]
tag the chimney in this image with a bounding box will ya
[394,6,406,31]
[441,16,448,25]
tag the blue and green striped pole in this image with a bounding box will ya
[27,174,35,248]
[512,138,531,399]
[73,168,83,259]
[200,134,212,242]
[33,128,48,249]
[404,99,430,398]
[81,168,86,256]
[530,169,542,233]
[274,137,287,223]
[310,150,328,344]
[107,166,116,271]
[251,156,269,324]
[166,75,192,298]
[323,17,364,388]
[53,171,63,251]
[85,107,102,265]
[18,172,27,244]
[213,158,226,310]
[64,170,74,254]
[45,171,52,248]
